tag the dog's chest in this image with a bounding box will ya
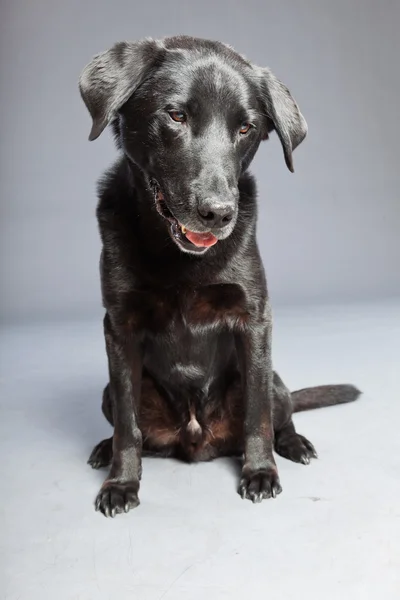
[126,283,249,333]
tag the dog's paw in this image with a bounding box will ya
[95,480,140,517]
[88,438,113,469]
[239,465,282,503]
[275,433,317,465]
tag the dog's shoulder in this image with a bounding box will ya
[96,157,131,223]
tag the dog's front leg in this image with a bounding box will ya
[95,313,143,517]
[236,305,282,502]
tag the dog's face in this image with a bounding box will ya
[80,36,307,255]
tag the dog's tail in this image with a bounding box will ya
[291,384,361,413]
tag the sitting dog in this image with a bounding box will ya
[79,36,360,517]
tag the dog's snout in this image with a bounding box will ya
[197,198,235,229]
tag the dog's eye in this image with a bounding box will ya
[239,122,252,135]
[169,111,187,123]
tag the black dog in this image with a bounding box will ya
[79,36,360,517]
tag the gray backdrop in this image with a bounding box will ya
[1,0,399,323]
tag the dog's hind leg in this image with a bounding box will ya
[274,420,317,464]
[101,383,114,425]
[88,437,113,469]
[272,371,318,465]
[88,384,114,469]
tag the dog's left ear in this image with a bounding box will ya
[257,67,308,172]
[79,39,163,141]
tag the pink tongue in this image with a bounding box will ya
[184,229,218,248]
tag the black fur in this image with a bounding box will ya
[80,36,360,517]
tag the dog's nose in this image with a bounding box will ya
[197,199,234,229]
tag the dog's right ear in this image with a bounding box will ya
[79,39,163,141]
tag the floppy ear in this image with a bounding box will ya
[257,67,308,172]
[79,39,163,141]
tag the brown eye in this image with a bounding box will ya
[169,111,186,123]
[239,122,252,134]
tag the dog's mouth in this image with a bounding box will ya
[152,183,218,254]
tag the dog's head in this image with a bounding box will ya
[80,36,307,255]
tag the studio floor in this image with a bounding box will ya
[1,302,399,599]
